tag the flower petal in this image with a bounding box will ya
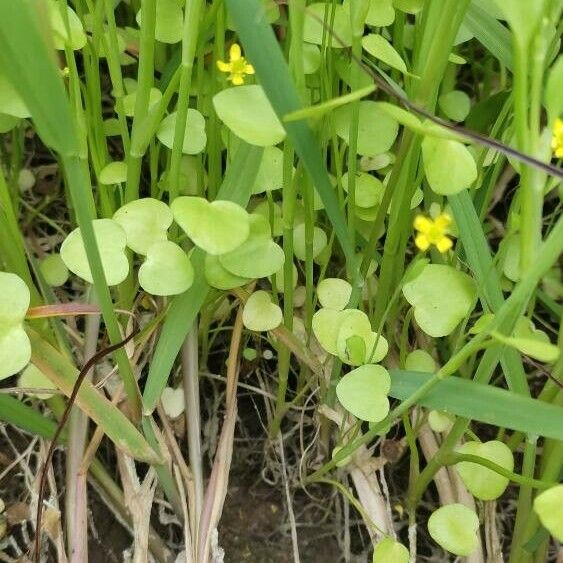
[244,63,255,75]
[436,236,453,253]
[415,234,430,251]
[229,43,241,62]
[231,73,244,86]
[434,213,452,230]
[216,60,231,72]
[414,215,432,234]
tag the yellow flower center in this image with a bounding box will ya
[552,118,563,159]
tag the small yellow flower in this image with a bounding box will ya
[551,118,563,159]
[413,213,453,253]
[216,43,255,86]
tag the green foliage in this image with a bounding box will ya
[428,504,479,556]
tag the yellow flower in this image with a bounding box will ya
[413,213,453,253]
[551,118,563,159]
[216,43,255,86]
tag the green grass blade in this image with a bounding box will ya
[225,0,357,272]
[0,395,62,441]
[464,2,513,70]
[390,370,563,441]
[450,190,528,396]
[28,329,161,464]
[142,143,263,413]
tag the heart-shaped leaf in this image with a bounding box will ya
[136,0,183,44]
[428,410,455,433]
[335,101,399,156]
[161,387,185,418]
[157,109,207,155]
[171,197,250,255]
[99,161,128,185]
[317,278,352,311]
[0,326,32,382]
[39,254,69,287]
[439,90,471,122]
[219,215,285,279]
[372,538,408,563]
[533,485,563,541]
[0,72,30,118]
[47,0,86,50]
[336,364,391,422]
[422,137,477,195]
[123,87,162,117]
[312,308,342,356]
[342,172,384,208]
[113,198,173,255]
[242,290,283,332]
[304,3,352,48]
[456,440,514,500]
[138,241,194,296]
[293,223,327,261]
[204,254,251,290]
[366,0,395,27]
[19,363,56,399]
[428,504,479,556]
[60,219,129,286]
[252,146,284,194]
[213,85,286,146]
[405,349,436,372]
[403,264,476,337]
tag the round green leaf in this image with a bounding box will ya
[428,410,455,433]
[293,223,327,261]
[205,254,251,290]
[138,241,193,296]
[136,0,183,44]
[303,43,322,74]
[422,137,477,195]
[402,264,476,337]
[272,262,298,293]
[113,198,173,255]
[336,364,391,422]
[428,504,479,556]
[439,90,471,122]
[335,101,399,156]
[405,349,436,372]
[366,0,395,26]
[243,290,283,332]
[372,538,408,563]
[60,219,129,286]
[47,0,86,50]
[157,109,207,155]
[0,272,30,324]
[312,308,342,356]
[0,326,31,382]
[171,197,250,255]
[213,85,285,147]
[252,146,284,194]
[362,34,407,73]
[393,0,424,14]
[342,172,384,208]
[456,440,513,500]
[304,3,352,48]
[39,254,69,287]
[123,87,162,117]
[533,485,563,541]
[19,363,57,399]
[317,278,352,311]
[100,161,128,185]
[219,215,285,279]
[0,113,20,133]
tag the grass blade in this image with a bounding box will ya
[0,395,62,441]
[390,370,563,441]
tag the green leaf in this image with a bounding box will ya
[533,485,563,541]
[171,197,250,255]
[456,440,514,500]
[0,71,29,118]
[242,290,283,331]
[113,198,173,256]
[204,254,251,290]
[402,264,476,337]
[373,538,408,563]
[303,3,352,48]
[99,161,128,185]
[336,364,391,422]
[366,0,395,27]
[136,0,183,44]
[422,137,477,195]
[47,0,86,51]
[252,146,284,193]
[428,504,479,556]
[213,85,286,146]
[28,329,161,464]
[60,219,129,286]
[19,363,57,399]
[317,278,352,311]
[362,34,407,73]
[39,253,69,287]
[545,55,563,123]
[0,394,61,441]
[492,0,546,48]
[390,370,563,441]
[335,101,399,156]
[491,332,560,363]
[439,90,471,122]
[138,241,194,296]
[157,109,207,155]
